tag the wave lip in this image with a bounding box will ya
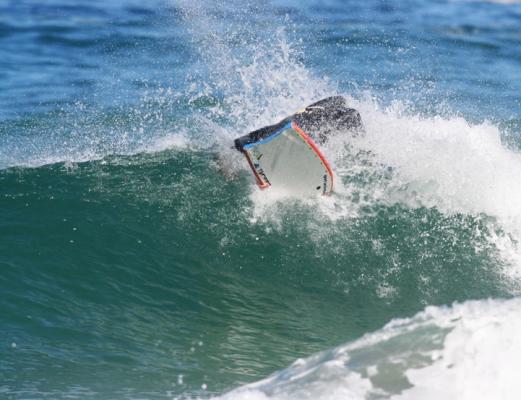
[216,297,521,400]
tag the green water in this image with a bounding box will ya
[1,148,514,398]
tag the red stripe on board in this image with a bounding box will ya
[291,121,334,195]
[243,150,270,189]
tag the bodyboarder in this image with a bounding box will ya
[233,96,363,195]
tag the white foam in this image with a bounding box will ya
[244,96,521,280]
[357,103,521,224]
[352,101,521,275]
[214,297,521,400]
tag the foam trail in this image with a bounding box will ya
[215,297,521,400]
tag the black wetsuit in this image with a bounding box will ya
[234,96,363,151]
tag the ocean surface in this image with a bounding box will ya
[1,0,521,399]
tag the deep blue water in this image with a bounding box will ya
[2,0,521,122]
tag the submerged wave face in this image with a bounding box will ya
[1,0,521,399]
[218,297,521,400]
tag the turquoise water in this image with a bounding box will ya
[1,1,521,399]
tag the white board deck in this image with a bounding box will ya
[242,121,333,196]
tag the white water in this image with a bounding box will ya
[244,95,521,281]
[215,296,521,400]
[329,99,521,277]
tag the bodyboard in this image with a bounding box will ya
[242,121,333,196]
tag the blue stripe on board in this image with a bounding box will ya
[243,121,292,150]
